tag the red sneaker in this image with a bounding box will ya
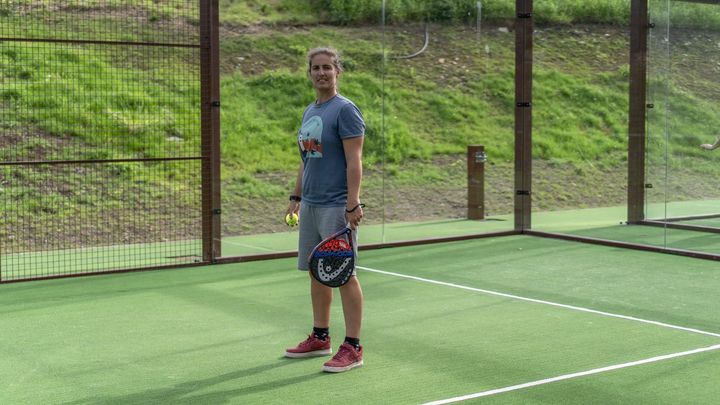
[322,342,363,373]
[285,334,332,358]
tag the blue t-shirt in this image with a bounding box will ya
[298,94,365,207]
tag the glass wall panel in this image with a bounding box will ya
[379,1,514,243]
[219,2,385,256]
[645,0,672,246]
[219,1,514,258]
[661,1,720,254]
[532,2,633,242]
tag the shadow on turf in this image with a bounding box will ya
[62,359,326,404]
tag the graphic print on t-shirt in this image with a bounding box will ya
[298,115,323,158]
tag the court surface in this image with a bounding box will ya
[1,235,719,404]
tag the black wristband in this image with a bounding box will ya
[289,195,301,202]
[345,203,365,213]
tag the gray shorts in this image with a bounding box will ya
[298,204,358,274]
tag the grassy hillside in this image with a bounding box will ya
[3,1,720,244]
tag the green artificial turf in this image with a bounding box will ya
[1,236,719,404]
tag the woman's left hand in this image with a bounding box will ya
[345,203,364,229]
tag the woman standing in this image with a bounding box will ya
[284,47,366,373]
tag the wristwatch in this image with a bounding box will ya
[289,195,302,202]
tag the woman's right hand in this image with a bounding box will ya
[286,201,300,216]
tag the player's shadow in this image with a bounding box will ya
[62,359,324,405]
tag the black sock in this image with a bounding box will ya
[344,336,360,350]
[313,327,329,341]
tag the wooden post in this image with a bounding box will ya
[628,0,648,224]
[515,0,533,230]
[200,0,221,261]
[468,145,486,220]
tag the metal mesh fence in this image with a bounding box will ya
[0,162,202,280]
[0,41,200,161]
[1,1,200,45]
[0,0,205,281]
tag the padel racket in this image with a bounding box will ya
[308,225,355,288]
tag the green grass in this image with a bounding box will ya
[219,0,319,26]
[0,1,199,21]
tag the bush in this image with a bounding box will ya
[318,0,481,25]
[310,0,673,26]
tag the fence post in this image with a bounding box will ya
[467,145,486,220]
[200,0,222,262]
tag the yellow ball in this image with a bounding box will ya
[285,213,299,227]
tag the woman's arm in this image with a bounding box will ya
[343,136,364,228]
[287,162,303,215]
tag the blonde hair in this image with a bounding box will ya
[307,47,344,74]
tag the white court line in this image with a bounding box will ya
[357,266,720,338]
[357,265,720,403]
[421,344,720,404]
[217,239,276,252]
